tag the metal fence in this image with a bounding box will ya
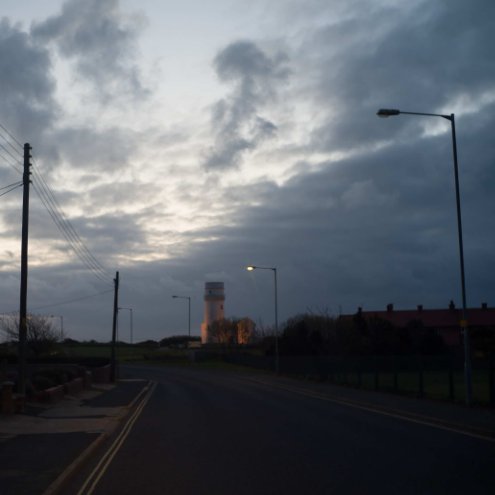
[222,352,495,406]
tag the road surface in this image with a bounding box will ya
[74,365,495,494]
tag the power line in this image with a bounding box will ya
[32,181,112,286]
[33,162,110,276]
[0,130,113,287]
[0,182,23,198]
[29,155,113,286]
[0,144,23,174]
[0,123,23,174]
[29,289,114,311]
[1,289,114,314]
[1,180,23,191]
[0,122,23,149]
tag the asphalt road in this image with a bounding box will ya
[78,365,495,495]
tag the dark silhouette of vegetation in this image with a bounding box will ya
[159,335,200,348]
[276,312,447,357]
[0,313,64,357]
[207,318,256,345]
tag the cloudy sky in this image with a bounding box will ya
[1,0,494,342]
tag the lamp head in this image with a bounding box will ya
[246,266,256,271]
[377,108,401,118]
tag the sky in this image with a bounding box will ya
[1,0,494,343]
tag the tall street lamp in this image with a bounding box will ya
[50,314,64,340]
[246,265,279,373]
[377,108,472,405]
[118,307,134,344]
[172,295,191,342]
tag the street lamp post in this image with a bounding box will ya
[118,307,134,344]
[246,265,279,373]
[50,315,64,340]
[377,108,472,405]
[172,296,191,341]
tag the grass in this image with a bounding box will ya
[46,344,495,405]
[355,369,491,404]
[59,344,170,361]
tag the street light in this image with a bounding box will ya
[377,107,472,405]
[50,315,64,340]
[172,296,191,342]
[118,307,134,344]
[246,265,279,373]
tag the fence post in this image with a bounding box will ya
[374,356,379,391]
[393,356,399,392]
[490,354,495,407]
[448,356,455,401]
[418,356,424,398]
[357,358,362,388]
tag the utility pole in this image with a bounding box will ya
[18,143,31,396]
[110,271,119,382]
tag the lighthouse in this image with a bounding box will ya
[200,282,225,344]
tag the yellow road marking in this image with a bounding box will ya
[241,377,495,443]
[76,381,157,495]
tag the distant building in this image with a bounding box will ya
[341,302,495,346]
[200,282,225,344]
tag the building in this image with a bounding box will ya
[342,302,495,347]
[200,282,225,344]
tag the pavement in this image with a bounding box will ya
[0,369,494,495]
[0,379,151,495]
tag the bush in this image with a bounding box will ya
[32,375,56,391]
[34,367,76,386]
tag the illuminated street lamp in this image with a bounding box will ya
[377,108,472,405]
[172,295,191,341]
[246,265,279,373]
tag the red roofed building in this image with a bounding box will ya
[343,302,495,347]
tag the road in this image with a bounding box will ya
[75,365,494,494]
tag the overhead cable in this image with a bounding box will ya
[0,122,23,149]
[32,182,112,286]
[0,182,23,198]
[30,155,113,286]
[29,289,114,311]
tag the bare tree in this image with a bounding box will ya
[237,318,256,344]
[1,313,64,357]
[208,318,236,344]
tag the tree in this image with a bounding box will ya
[0,313,64,357]
[236,318,256,344]
[208,318,237,344]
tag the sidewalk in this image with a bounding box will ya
[0,379,150,495]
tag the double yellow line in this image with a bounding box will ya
[241,376,495,443]
[76,381,157,495]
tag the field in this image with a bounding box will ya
[48,344,495,406]
[329,369,492,404]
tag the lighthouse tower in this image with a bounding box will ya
[200,282,225,344]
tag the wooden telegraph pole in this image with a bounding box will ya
[18,143,32,395]
[110,271,119,382]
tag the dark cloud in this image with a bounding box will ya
[300,0,495,152]
[31,0,148,101]
[0,18,58,144]
[203,40,289,171]
[51,126,140,173]
[172,116,495,323]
